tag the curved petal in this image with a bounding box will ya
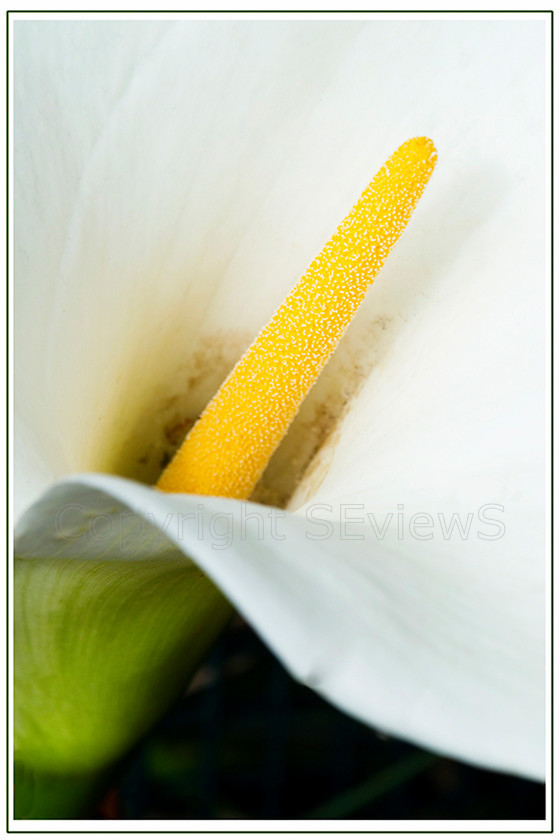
[16,475,544,788]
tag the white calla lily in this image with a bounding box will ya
[14,17,546,817]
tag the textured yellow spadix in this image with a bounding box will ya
[157,136,437,499]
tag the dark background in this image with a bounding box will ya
[107,617,545,821]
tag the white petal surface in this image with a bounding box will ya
[16,475,544,780]
[15,18,547,786]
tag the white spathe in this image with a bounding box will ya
[14,18,546,780]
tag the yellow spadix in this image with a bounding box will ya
[157,137,437,499]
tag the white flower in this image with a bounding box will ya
[14,16,546,817]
